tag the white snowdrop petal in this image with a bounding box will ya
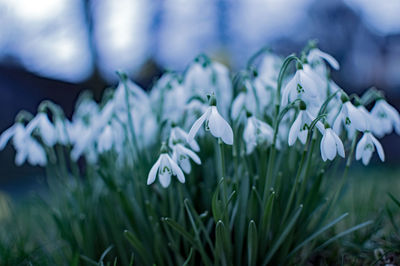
[320,135,327,161]
[209,107,233,145]
[179,158,191,174]
[346,103,367,132]
[147,156,162,185]
[323,130,337,160]
[0,125,16,150]
[159,171,171,188]
[231,93,246,119]
[370,134,385,162]
[179,145,201,164]
[355,134,367,160]
[288,112,302,146]
[362,150,372,166]
[15,149,28,165]
[27,139,47,166]
[188,107,211,142]
[316,49,340,70]
[38,114,57,146]
[333,131,345,158]
[168,156,185,184]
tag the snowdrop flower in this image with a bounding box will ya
[320,125,345,161]
[257,53,281,88]
[150,73,188,122]
[307,48,340,70]
[231,79,272,120]
[281,66,319,107]
[97,124,113,153]
[243,114,273,154]
[288,102,323,146]
[169,125,199,152]
[355,131,384,165]
[370,99,400,137]
[333,96,367,138]
[54,118,69,145]
[25,112,57,147]
[171,143,201,174]
[147,145,185,188]
[188,95,234,145]
[0,122,47,166]
[17,137,47,166]
[184,58,232,117]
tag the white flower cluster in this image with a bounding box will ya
[0,47,399,185]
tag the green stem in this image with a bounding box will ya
[119,73,141,160]
[281,141,308,223]
[218,139,227,207]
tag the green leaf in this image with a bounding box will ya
[287,213,349,258]
[388,193,400,208]
[314,220,373,252]
[215,220,231,266]
[212,179,224,221]
[182,248,193,266]
[162,218,196,247]
[99,245,113,265]
[123,230,152,265]
[247,220,258,266]
[262,205,303,266]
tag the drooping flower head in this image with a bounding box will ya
[147,143,185,188]
[320,123,345,162]
[187,93,234,145]
[370,98,400,137]
[356,131,385,165]
[243,113,273,154]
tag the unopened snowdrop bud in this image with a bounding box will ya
[355,131,384,165]
[26,112,57,147]
[188,94,234,145]
[320,124,345,161]
[243,115,273,154]
[171,143,201,174]
[370,99,400,137]
[147,143,185,188]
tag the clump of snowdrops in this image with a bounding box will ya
[1,42,399,265]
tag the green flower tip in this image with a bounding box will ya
[207,93,217,106]
[160,142,169,154]
[299,100,307,110]
[340,93,349,103]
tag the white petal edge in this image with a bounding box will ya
[147,156,161,185]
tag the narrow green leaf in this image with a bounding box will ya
[212,179,224,221]
[123,230,152,265]
[215,220,230,266]
[262,205,303,266]
[247,220,258,266]
[261,190,275,237]
[79,255,98,266]
[388,193,400,208]
[314,220,373,252]
[182,248,194,266]
[99,245,114,265]
[184,199,214,252]
[162,218,196,246]
[287,213,349,258]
